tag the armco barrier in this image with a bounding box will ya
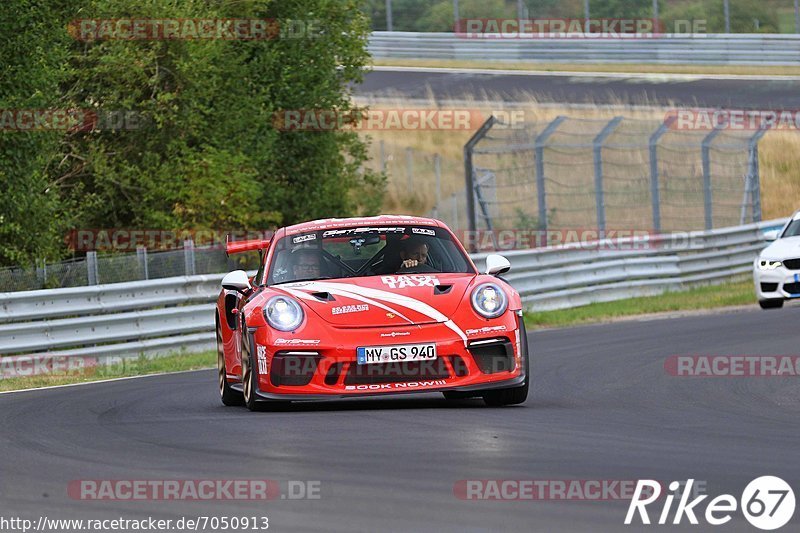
[368,32,800,66]
[0,219,785,365]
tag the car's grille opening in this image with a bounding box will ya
[783,258,800,270]
[761,282,779,292]
[783,282,800,295]
[270,352,321,386]
[324,363,343,385]
[450,355,469,377]
[344,359,451,385]
[468,338,515,374]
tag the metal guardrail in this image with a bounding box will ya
[368,32,800,66]
[0,219,784,364]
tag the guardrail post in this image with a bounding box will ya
[184,239,196,276]
[649,116,674,233]
[746,127,768,223]
[464,116,496,252]
[86,251,99,285]
[534,116,566,232]
[701,127,723,230]
[137,246,149,280]
[593,116,623,236]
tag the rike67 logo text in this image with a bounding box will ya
[626,477,795,530]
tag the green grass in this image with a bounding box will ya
[0,350,215,393]
[524,280,755,329]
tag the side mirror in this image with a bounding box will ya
[221,270,251,292]
[764,229,780,242]
[485,254,511,276]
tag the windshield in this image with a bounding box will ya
[781,218,800,238]
[266,226,474,285]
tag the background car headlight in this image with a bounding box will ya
[471,283,508,319]
[758,259,783,270]
[264,296,304,331]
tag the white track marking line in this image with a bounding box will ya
[0,367,213,396]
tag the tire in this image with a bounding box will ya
[759,299,784,309]
[217,319,243,406]
[482,319,530,407]
[241,325,290,412]
[241,326,263,411]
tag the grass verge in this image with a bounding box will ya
[0,350,215,393]
[373,58,800,77]
[524,280,755,329]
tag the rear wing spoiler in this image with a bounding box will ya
[225,235,271,256]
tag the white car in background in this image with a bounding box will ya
[754,210,800,309]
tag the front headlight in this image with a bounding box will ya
[263,296,304,331]
[758,259,783,270]
[471,283,508,319]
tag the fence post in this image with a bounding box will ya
[36,259,46,288]
[474,170,497,248]
[405,147,414,190]
[451,193,458,230]
[593,116,623,236]
[86,251,99,285]
[746,127,768,223]
[464,116,496,252]
[723,0,730,33]
[137,246,149,280]
[184,239,196,276]
[385,0,393,31]
[433,153,441,219]
[701,127,723,230]
[649,116,674,233]
[534,116,566,231]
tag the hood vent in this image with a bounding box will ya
[311,291,335,302]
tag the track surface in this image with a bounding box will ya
[359,69,800,108]
[2,307,799,532]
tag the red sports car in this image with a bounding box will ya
[216,215,529,410]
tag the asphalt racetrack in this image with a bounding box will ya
[2,306,799,532]
[359,67,800,109]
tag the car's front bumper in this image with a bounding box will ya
[248,315,526,400]
[753,262,800,301]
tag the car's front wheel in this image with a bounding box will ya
[217,319,243,406]
[240,327,263,411]
[482,319,530,407]
[759,299,784,309]
[241,326,290,412]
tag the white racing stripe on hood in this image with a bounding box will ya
[280,284,415,324]
[299,281,469,345]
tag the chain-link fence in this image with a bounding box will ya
[433,115,766,238]
[0,243,261,293]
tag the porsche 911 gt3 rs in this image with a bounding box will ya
[216,215,529,410]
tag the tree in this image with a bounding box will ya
[0,0,77,266]
[0,0,384,266]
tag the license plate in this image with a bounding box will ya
[357,343,437,365]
